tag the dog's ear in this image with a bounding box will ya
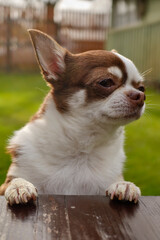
[28,29,66,82]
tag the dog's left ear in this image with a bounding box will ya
[28,29,66,82]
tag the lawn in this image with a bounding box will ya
[0,72,160,195]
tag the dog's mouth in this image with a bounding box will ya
[121,110,142,120]
[102,105,144,121]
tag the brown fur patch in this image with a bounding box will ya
[30,92,51,121]
[0,175,14,195]
[49,50,127,112]
[7,144,21,158]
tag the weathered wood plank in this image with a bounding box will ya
[0,196,160,240]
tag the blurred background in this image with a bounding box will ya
[0,0,160,195]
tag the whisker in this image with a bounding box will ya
[146,107,160,110]
[143,110,152,119]
[146,104,160,106]
[35,87,48,95]
[146,103,160,107]
[141,68,152,77]
[145,100,159,104]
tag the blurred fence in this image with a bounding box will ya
[57,10,110,53]
[0,4,109,72]
[0,4,57,72]
[107,20,160,83]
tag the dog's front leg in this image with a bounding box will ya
[5,178,38,205]
[106,175,141,203]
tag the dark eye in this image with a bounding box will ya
[99,78,114,88]
[138,86,145,92]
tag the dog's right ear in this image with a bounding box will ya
[28,29,66,82]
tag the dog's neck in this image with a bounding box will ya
[37,93,124,155]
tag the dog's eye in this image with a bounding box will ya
[99,78,114,88]
[138,86,145,92]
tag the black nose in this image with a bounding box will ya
[126,91,145,107]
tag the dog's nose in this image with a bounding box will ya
[126,91,145,107]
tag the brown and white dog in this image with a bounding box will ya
[0,30,145,205]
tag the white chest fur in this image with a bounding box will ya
[8,96,125,195]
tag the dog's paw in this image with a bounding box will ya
[106,181,141,203]
[5,178,38,205]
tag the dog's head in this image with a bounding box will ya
[28,30,145,126]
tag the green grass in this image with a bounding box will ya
[124,90,160,195]
[0,72,160,195]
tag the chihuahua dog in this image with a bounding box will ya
[0,30,145,205]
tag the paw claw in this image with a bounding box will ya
[107,181,141,203]
[118,192,122,200]
[32,194,37,201]
[15,196,19,204]
[5,178,38,205]
[111,191,115,200]
[22,194,28,203]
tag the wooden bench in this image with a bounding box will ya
[0,195,160,239]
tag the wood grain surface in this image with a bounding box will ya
[0,195,160,240]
